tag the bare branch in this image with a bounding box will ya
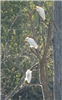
[25,1,35,38]
[5,6,21,41]
[41,20,52,62]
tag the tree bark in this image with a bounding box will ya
[40,61,50,100]
[53,1,62,100]
[39,21,52,100]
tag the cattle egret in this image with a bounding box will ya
[34,6,45,20]
[25,69,32,83]
[24,37,38,49]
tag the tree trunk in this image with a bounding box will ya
[53,1,62,100]
[39,60,50,100]
[38,21,52,100]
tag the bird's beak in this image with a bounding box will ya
[24,39,26,42]
[34,7,36,10]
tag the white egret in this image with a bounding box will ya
[25,69,32,83]
[24,37,38,49]
[34,6,45,20]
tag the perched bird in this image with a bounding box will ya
[25,69,32,83]
[34,6,45,20]
[24,37,38,49]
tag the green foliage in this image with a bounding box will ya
[1,1,53,99]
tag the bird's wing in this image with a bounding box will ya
[38,7,45,20]
[29,38,38,49]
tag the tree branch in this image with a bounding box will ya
[41,20,52,63]
[25,1,35,38]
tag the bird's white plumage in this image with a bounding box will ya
[25,37,38,49]
[36,6,45,20]
[25,70,32,83]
